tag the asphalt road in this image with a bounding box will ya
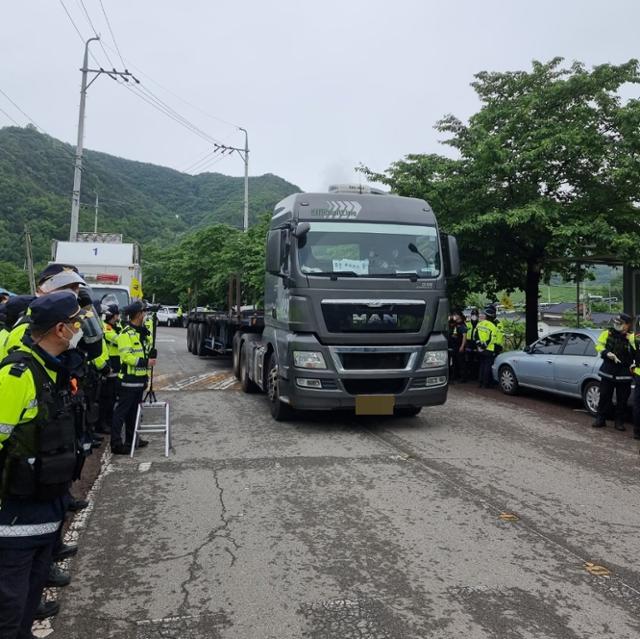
[50,326,640,638]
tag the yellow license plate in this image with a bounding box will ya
[355,395,395,416]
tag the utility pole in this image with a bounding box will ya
[69,36,139,241]
[24,225,36,295]
[213,128,250,232]
[94,193,99,233]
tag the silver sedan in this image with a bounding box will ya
[491,328,634,415]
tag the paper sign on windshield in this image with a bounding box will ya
[333,259,369,275]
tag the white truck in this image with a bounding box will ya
[51,233,142,308]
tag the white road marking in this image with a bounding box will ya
[138,462,152,472]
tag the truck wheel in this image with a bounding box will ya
[239,345,259,393]
[232,338,241,379]
[196,323,207,356]
[267,352,293,421]
[394,406,422,417]
[186,323,193,352]
[188,324,197,354]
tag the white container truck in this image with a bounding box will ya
[51,233,142,307]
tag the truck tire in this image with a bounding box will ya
[267,352,294,421]
[232,337,241,379]
[239,345,259,393]
[188,323,197,354]
[196,323,207,356]
[186,323,193,353]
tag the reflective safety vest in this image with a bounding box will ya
[117,324,150,388]
[475,320,504,353]
[1,320,28,361]
[0,328,8,360]
[595,329,635,380]
[103,321,121,374]
[0,347,78,501]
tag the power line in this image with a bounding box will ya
[59,0,85,42]
[0,105,20,126]
[77,0,118,68]
[98,0,126,68]
[0,88,43,131]
[100,40,241,130]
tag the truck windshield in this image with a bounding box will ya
[298,222,440,278]
[91,286,130,308]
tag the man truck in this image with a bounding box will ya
[186,185,459,420]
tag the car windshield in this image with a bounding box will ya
[297,222,440,278]
[91,286,130,309]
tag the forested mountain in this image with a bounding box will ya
[0,125,299,268]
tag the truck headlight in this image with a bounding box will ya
[420,350,448,369]
[293,351,327,369]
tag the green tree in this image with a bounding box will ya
[362,58,640,344]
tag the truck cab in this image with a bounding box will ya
[239,185,460,419]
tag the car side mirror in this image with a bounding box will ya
[523,345,532,353]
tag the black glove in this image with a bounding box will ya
[149,348,158,359]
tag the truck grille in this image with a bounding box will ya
[339,353,409,370]
[322,301,425,333]
[342,378,408,395]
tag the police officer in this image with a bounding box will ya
[476,305,504,388]
[448,309,468,382]
[593,312,635,430]
[176,305,183,327]
[111,301,156,455]
[98,304,121,434]
[465,308,480,381]
[0,296,35,361]
[0,291,86,638]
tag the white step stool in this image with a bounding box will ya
[130,401,171,458]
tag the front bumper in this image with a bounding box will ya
[280,336,449,411]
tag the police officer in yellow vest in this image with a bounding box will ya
[0,296,36,362]
[98,304,121,435]
[594,312,635,431]
[0,291,87,638]
[476,305,504,388]
[111,301,157,455]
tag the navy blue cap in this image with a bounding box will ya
[483,304,497,317]
[123,301,145,317]
[37,263,79,286]
[5,295,36,327]
[102,303,119,316]
[617,312,633,324]
[29,291,83,331]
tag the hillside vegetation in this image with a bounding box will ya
[0,125,299,281]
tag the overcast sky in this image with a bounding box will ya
[1,0,639,192]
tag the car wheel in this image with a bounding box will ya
[239,345,259,393]
[582,380,600,416]
[394,406,422,417]
[498,365,519,395]
[267,352,293,421]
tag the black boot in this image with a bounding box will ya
[592,419,606,428]
[33,598,60,620]
[614,420,626,431]
[46,564,71,588]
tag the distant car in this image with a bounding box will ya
[491,328,633,416]
[156,305,180,327]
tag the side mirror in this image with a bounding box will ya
[447,235,460,278]
[523,345,532,354]
[266,230,284,275]
[292,222,310,239]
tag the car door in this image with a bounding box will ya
[519,333,567,388]
[554,332,598,396]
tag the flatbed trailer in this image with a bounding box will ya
[185,275,264,364]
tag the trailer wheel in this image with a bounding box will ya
[188,323,197,354]
[232,338,241,379]
[196,323,207,356]
[239,345,258,393]
[186,323,193,353]
[267,352,293,421]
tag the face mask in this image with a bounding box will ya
[63,324,83,349]
[471,315,478,321]
[613,321,624,332]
